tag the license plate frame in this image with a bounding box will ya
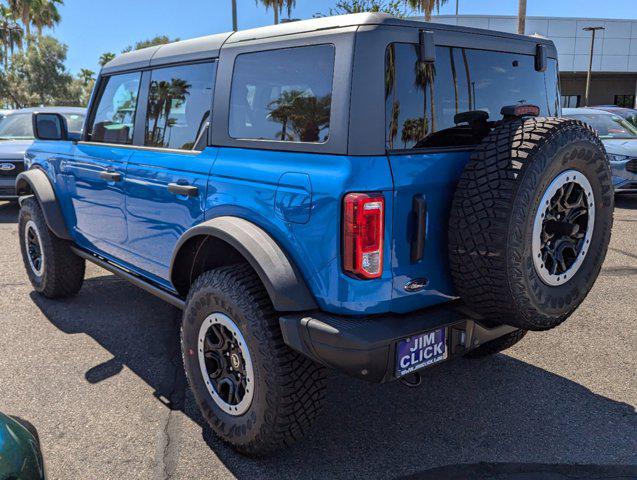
[395,327,448,377]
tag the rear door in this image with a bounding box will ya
[67,71,142,259]
[385,43,560,311]
[123,61,218,283]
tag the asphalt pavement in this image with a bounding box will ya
[0,197,635,479]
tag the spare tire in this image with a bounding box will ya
[449,117,613,331]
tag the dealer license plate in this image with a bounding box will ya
[395,327,447,377]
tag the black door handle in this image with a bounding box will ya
[100,171,122,182]
[168,183,199,197]
[411,194,427,263]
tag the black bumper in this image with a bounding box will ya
[280,302,518,383]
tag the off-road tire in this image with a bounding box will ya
[181,264,326,455]
[449,118,613,331]
[18,197,85,298]
[465,329,527,358]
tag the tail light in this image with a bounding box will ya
[342,192,384,279]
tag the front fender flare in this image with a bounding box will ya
[15,169,72,240]
[170,216,317,312]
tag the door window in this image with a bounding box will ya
[385,44,559,150]
[89,72,141,145]
[145,62,216,151]
[229,45,335,143]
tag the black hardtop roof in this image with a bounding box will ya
[102,12,556,75]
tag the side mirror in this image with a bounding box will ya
[32,112,69,141]
[418,30,436,63]
[535,44,547,72]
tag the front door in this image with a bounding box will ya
[66,71,142,259]
[123,62,217,284]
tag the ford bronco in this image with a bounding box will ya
[16,13,613,454]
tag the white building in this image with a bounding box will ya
[426,15,637,108]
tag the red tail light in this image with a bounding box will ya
[342,192,384,279]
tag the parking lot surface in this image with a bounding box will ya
[0,197,635,479]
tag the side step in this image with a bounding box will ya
[70,247,186,310]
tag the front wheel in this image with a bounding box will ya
[18,197,85,298]
[181,265,326,455]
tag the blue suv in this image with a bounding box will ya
[16,14,614,454]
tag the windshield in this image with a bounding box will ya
[565,112,637,139]
[0,112,85,140]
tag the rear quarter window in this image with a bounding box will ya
[229,44,335,143]
[385,44,559,150]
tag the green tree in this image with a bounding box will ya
[257,0,295,25]
[122,35,178,53]
[320,0,406,17]
[98,51,115,67]
[268,90,331,142]
[0,35,74,107]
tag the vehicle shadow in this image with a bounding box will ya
[0,201,18,223]
[31,274,637,479]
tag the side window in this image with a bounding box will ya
[89,72,141,145]
[145,62,216,151]
[385,44,559,150]
[229,44,335,143]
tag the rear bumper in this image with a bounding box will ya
[280,302,518,383]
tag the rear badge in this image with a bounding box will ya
[404,278,429,292]
[0,163,15,171]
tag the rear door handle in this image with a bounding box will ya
[168,183,199,197]
[411,194,427,263]
[99,171,122,182]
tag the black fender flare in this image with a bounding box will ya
[169,216,317,312]
[15,169,72,240]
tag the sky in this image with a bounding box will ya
[52,0,637,75]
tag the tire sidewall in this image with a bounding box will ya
[181,283,270,448]
[509,130,613,327]
[19,200,47,291]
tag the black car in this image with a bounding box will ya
[0,107,85,200]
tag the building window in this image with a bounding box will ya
[614,95,635,108]
[561,95,580,108]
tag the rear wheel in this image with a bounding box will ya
[449,118,613,331]
[181,265,326,455]
[19,197,85,298]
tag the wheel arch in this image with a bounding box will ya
[169,216,317,312]
[15,168,72,241]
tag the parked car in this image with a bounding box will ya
[0,412,46,479]
[563,107,637,193]
[590,105,637,128]
[0,107,86,200]
[16,13,613,454]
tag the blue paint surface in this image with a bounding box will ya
[26,141,471,315]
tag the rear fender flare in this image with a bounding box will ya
[169,216,317,312]
[15,169,72,240]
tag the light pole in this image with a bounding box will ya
[583,26,604,107]
[231,0,238,31]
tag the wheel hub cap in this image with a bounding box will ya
[532,169,595,286]
[197,313,254,416]
[24,220,44,276]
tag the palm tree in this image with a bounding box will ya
[517,0,526,34]
[8,0,35,47]
[258,0,296,25]
[415,58,436,133]
[99,52,115,67]
[0,6,23,69]
[406,0,449,21]
[78,68,94,86]
[31,0,62,38]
